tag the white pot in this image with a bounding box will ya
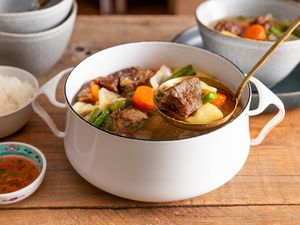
[32,42,285,202]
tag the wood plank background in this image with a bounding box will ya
[0,16,299,224]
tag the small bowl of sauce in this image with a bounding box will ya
[0,142,46,204]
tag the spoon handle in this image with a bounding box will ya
[236,16,300,100]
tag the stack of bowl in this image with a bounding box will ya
[0,0,77,76]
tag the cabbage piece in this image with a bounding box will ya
[195,71,214,79]
[73,102,96,115]
[98,87,122,109]
[186,103,223,124]
[150,65,172,89]
[199,81,217,93]
[221,31,238,37]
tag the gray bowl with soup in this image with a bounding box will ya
[195,0,300,88]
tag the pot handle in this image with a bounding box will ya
[248,77,285,146]
[32,68,74,138]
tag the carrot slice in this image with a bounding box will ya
[242,24,267,41]
[211,92,227,109]
[91,84,100,102]
[132,86,155,110]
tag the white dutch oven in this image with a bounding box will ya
[32,42,285,202]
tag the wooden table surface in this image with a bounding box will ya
[1,15,300,225]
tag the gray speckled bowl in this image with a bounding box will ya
[0,0,73,34]
[0,1,77,77]
[196,0,300,88]
[0,0,36,13]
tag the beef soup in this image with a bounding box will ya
[72,65,235,140]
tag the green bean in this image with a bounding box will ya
[108,99,127,112]
[88,107,102,123]
[202,92,217,104]
[293,29,300,38]
[102,115,113,131]
[269,25,283,37]
[171,65,194,79]
[92,109,110,128]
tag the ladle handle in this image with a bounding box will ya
[237,16,300,100]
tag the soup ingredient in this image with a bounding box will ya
[0,75,35,116]
[91,84,100,102]
[72,102,96,117]
[0,155,40,194]
[171,65,195,79]
[211,92,227,109]
[112,108,148,136]
[73,66,234,140]
[119,67,155,95]
[186,103,223,124]
[88,107,102,123]
[150,65,172,89]
[156,78,202,118]
[108,98,127,112]
[202,92,217,104]
[96,73,120,93]
[214,20,243,35]
[221,31,238,37]
[213,14,300,41]
[252,14,273,31]
[242,24,267,40]
[92,108,110,128]
[199,81,217,92]
[132,86,155,110]
[98,88,122,109]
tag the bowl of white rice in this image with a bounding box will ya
[0,66,39,138]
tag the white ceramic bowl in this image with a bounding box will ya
[0,66,39,139]
[0,142,46,205]
[196,0,300,88]
[0,1,77,76]
[33,42,284,202]
[0,0,73,34]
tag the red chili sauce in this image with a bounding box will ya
[0,155,40,194]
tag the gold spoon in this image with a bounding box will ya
[154,16,300,131]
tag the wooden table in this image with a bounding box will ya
[1,15,300,225]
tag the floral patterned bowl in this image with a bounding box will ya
[0,142,46,204]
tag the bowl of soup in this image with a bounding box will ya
[195,0,300,88]
[0,142,46,204]
[32,42,284,202]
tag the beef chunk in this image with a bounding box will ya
[156,78,202,118]
[94,67,154,95]
[112,108,148,137]
[119,67,155,96]
[215,20,243,35]
[77,81,95,103]
[252,14,273,31]
[95,73,120,93]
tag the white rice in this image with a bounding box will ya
[0,75,35,116]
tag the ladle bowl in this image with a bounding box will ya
[154,16,300,131]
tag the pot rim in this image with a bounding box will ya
[195,0,300,46]
[64,41,251,142]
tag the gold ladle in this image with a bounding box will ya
[154,16,300,131]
